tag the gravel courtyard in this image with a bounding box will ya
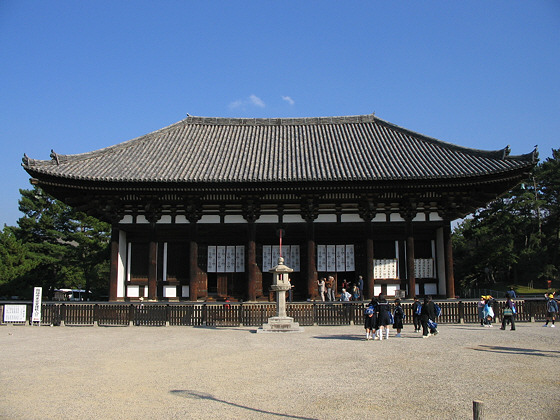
[0,322,558,419]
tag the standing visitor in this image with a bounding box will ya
[412,297,422,332]
[421,295,437,338]
[500,296,516,331]
[364,304,377,340]
[317,278,326,301]
[325,276,334,302]
[357,275,364,300]
[544,294,558,327]
[483,296,495,327]
[376,293,391,340]
[352,284,360,301]
[392,298,405,337]
[477,296,486,327]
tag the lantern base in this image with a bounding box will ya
[257,316,304,333]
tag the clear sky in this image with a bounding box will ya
[1,1,559,228]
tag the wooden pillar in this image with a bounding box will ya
[247,221,257,301]
[109,226,119,302]
[366,221,374,300]
[148,234,157,300]
[444,222,456,298]
[406,219,416,298]
[189,222,199,301]
[306,221,317,300]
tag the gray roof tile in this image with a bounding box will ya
[22,114,537,184]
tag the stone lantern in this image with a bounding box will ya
[257,257,303,333]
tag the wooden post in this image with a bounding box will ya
[406,219,416,298]
[148,239,158,300]
[247,221,257,301]
[108,227,119,301]
[444,222,456,298]
[366,221,374,300]
[473,400,484,420]
[306,221,317,300]
[189,223,199,301]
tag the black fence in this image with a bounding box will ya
[0,299,550,327]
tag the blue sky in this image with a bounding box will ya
[1,1,559,228]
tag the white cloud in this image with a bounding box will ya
[282,96,295,106]
[249,94,265,108]
[229,94,266,109]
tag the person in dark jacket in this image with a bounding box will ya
[500,297,516,331]
[376,293,392,340]
[420,295,436,338]
[412,297,422,332]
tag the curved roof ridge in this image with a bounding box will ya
[372,117,512,160]
[23,118,189,167]
[184,114,376,126]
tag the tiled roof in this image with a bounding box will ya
[22,114,537,184]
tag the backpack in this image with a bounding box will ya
[434,303,442,317]
[364,306,375,316]
[393,306,405,320]
[414,303,422,316]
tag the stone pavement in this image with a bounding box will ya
[0,322,558,419]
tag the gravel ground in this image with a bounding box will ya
[0,322,559,420]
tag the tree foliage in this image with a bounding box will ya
[0,187,110,299]
[453,149,560,291]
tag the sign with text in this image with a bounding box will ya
[32,287,42,323]
[3,305,27,323]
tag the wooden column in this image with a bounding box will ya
[148,233,157,300]
[109,226,119,302]
[247,221,257,301]
[306,221,317,299]
[189,222,199,301]
[444,222,456,298]
[406,219,416,298]
[366,222,374,300]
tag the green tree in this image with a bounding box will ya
[11,187,110,299]
[0,226,38,298]
[453,149,560,293]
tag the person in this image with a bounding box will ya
[477,296,486,327]
[364,304,377,340]
[317,278,326,301]
[507,287,517,299]
[500,296,516,331]
[392,298,405,337]
[376,293,391,340]
[544,293,558,327]
[341,279,349,292]
[412,297,422,332]
[339,288,351,302]
[483,296,495,327]
[357,275,364,300]
[287,278,294,302]
[420,295,437,338]
[325,276,334,302]
[352,284,360,301]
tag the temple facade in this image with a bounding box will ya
[22,114,537,301]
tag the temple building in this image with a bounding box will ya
[22,114,537,302]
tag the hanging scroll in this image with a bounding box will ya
[336,245,346,272]
[207,246,217,273]
[414,258,434,278]
[290,245,300,272]
[326,245,336,272]
[374,259,398,279]
[262,245,272,273]
[225,246,236,273]
[216,246,226,272]
[317,245,327,272]
[235,246,245,273]
[345,245,355,272]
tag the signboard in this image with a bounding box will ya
[414,258,434,278]
[374,259,398,279]
[32,287,42,323]
[317,244,356,273]
[3,305,27,323]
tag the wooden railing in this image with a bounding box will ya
[0,299,550,327]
